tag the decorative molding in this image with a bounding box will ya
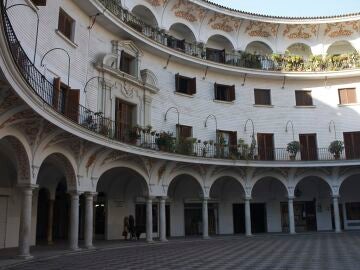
[324,22,359,38]
[283,24,317,39]
[208,13,242,33]
[146,0,167,7]
[172,0,206,23]
[245,21,278,38]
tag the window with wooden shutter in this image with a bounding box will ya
[177,124,192,139]
[257,133,274,160]
[58,9,75,41]
[339,88,357,104]
[115,99,135,141]
[214,83,235,102]
[175,74,196,95]
[31,0,46,6]
[299,134,318,161]
[295,90,313,106]
[254,89,271,105]
[65,89,80,123]
[53,78,69,114]
[120,51,135,75]
[343,131,360,159]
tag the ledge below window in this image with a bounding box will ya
[294,105,316,108]
[338,103,360,107]
[55,30,78,48]
[213,99,234,105]
[174,92,195,98]
[253,104,274,108]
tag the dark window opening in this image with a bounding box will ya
[175,74,196,95]
[254,89,271,105]
[120,51,136,76]
[346,202,360,220]
[206,48,225,63]
[214,83,235,102]
[177,124,193,140]
[58,9,75,41]
[31,0,47,6]
[343,131,360,159]
[295,90,313,106]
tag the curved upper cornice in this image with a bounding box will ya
[190,0,360,24]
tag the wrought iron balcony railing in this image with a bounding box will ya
[1,2,358,162]
[98,0,360,73]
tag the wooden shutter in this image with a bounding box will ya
[257,133,274,160]
[65,89,80,123]
[177,125,192,139]
[255,89,270,105]
[32,0,46,6]
[53,78,61,110]
[295,91,305,106]
[344,132,360,159]
[299,134,317,161]
[229,85,235,101]
[214,83,218,100]
[189,77,196,95]
[120,51,125,72]
[339,88,357,104]
[175,74,180,92]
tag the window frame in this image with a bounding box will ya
[175,74,196,96]
[295,90,313,106]
[214,83,235,102]
[338,88,357,105]
[254,89,271,106]
[58,8,75,42]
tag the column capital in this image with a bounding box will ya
[332,194,340,199]
[84,192,97,197]
[288,196,295,200]
[68,191,82,198]
[158,196,168,201]
[244,196,252,201]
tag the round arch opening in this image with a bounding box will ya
[327,40,356,55]
[245,41,273,56]
[286,43,312,59]
[132,5,158,27]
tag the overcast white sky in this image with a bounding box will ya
[211,0,360,17]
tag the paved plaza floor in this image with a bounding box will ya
[1,232,360,270]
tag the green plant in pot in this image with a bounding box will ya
[176,137,197,155]
[155,131,175,152]
[286,141,300,160]
[328,140,344,160]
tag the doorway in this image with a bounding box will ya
[299,134,318,160]
[281,201,317,232]
[232,203,267,234]
[184,203,218,236]
[36,188,50,242]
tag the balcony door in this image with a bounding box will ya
[206,48,225,63]
[257,133,274,160]
[343,132,360,159]
[115,99,135,141]
[299,134,317,161]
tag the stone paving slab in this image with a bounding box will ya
[2,233,360,270]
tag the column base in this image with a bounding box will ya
[16,254,34,260]
[69,247,81,252]
[160,238,168,242]
[335,230,342,233]
[47,241,54,245]
[202,236,210,240]
[289,232,296,235]
[146,239,154,243]
[245,234,253,237]
[85,245,96,250]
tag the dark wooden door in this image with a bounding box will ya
[257,133,274,160]
[343,132,360,159]
[299,134,318,160]
[115,99,133,141]
[251,203,267,233]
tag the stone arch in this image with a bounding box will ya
[251,171,288,194]
[339,168,360,189]
[167,173,205,198]
[37,153,78,191]
[245,40,274,55]
[168,22,197,42]
[208,172,245,191]
[0,133,32,185]
[251,176,289,198]
[206,34,235,51]
[294,171,332,189]
[166,169,204,193]
[294,176,333,198]
[209,176,245,199]
[326,40,357,55]
[286,42,313,58]
[96,166,149,199]
[131,4,159,27]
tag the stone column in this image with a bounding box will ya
[47,199,55,245]
[202,198,209,239]
[84,192,96,249]
[69,191,80,250]
[288,196,296,234]
[18,185,36,259]
[333,195,341,233]
[159,197,167,242]
[146,198,153,242]
[245,197,252,236]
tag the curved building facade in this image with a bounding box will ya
[1,0,360,258]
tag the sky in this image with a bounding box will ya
[210,0,360,17]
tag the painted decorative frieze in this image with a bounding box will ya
[146,0,167,7]
[208,13,242,33]
[283,24,318,39]
[324,22,359,38]
[172,0,207,22]
[245,21,278,38]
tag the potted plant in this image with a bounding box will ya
[155,131,175,152]
[176,137,197,155]
[328,140,344,160]
[286,141,300,160]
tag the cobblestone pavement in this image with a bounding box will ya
[4,232,360,270]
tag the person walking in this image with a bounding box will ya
[129,215,135,240]
[123,216,129,240]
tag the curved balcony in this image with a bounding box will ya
[97,0,360,73]
[1,2,360,166]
